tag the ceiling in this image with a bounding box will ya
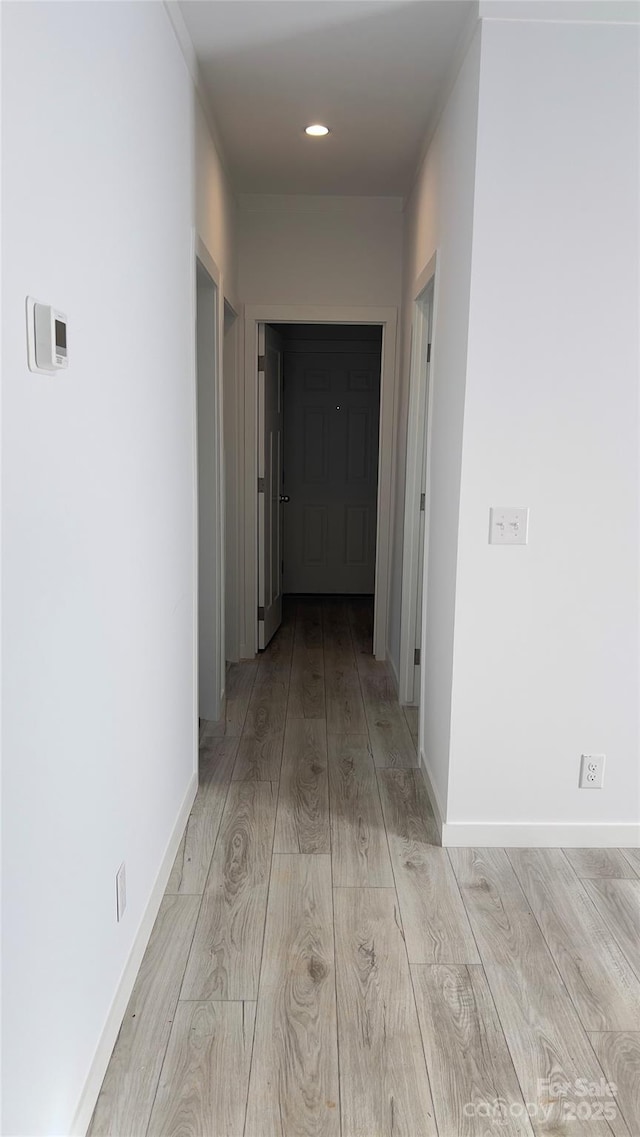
[179,1,475,196]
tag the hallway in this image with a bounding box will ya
[89,598,639,1137]
[3,4,639,1133]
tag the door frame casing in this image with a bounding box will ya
[242,304,399,660]
[194,235,226,721]
[257,323,285,649]
[223,297,241,663]
[399,254,438,705]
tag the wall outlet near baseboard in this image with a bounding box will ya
[116,863,127,921]
[579,754,605,789]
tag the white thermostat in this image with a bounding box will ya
[26,297,68,373]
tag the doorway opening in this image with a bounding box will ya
[258,323,383,651]
[243,304,398,663]
[399,273,435,721]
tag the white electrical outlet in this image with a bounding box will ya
[116,863,127,921]
[579,754,605,789]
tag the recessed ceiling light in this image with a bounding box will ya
[305,124,330,137]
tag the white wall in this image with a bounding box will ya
[238,195,403,307]
[0,4,236,1133]
[195,99,238,303]
[447,16,639,835]
[389,29,482,812]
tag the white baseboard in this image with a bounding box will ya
[419,749,445,845]
[441,820,640,848]
[417,748,639,849]
[70,770,198,1136]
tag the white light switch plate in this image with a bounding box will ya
[489,507,529,545]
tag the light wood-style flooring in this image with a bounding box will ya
[89,597,640,1137]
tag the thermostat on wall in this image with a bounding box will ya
[26,297,68,373]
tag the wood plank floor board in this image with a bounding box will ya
[588,1032,640,1136]
[449,847,621,1136]
[200,716,232,744]
[360,668,417,768]
[507,847,640,1031]
[324,647,357,677]
[321,599,349,629]
[346,599,374,663]
[325,663,367,735]
[288,647,325,720]
[224,662,259,736]
[88,896,200,1137]
[353,656,388,679]
[254,660,293,689]
[258,618,295,667]
[334,886,438,1137]
[274,717,330,854]
[378,769,479,964]
[231,734,284,782]
[621,848,640,876]
[365,715,417,769]
[243,676,288,739]
[180,781,277,1002]
[322,645,359,668]
[219,700,251,741]
[322,602,356,667]
[226,661,259,698]
[245,854,339,1137]
[147,1001,255,1137]
[583,879,640,980]
[377,767,439,845]
[328,734,394,887]
[324,643,357,672]
[166,739,238,895]
[411,964,535,1137]
[294,599,324,649]
[562,848,638,879]
[403,705,419,744]
[352,653,385,681]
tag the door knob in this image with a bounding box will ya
[279,494,290,503]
